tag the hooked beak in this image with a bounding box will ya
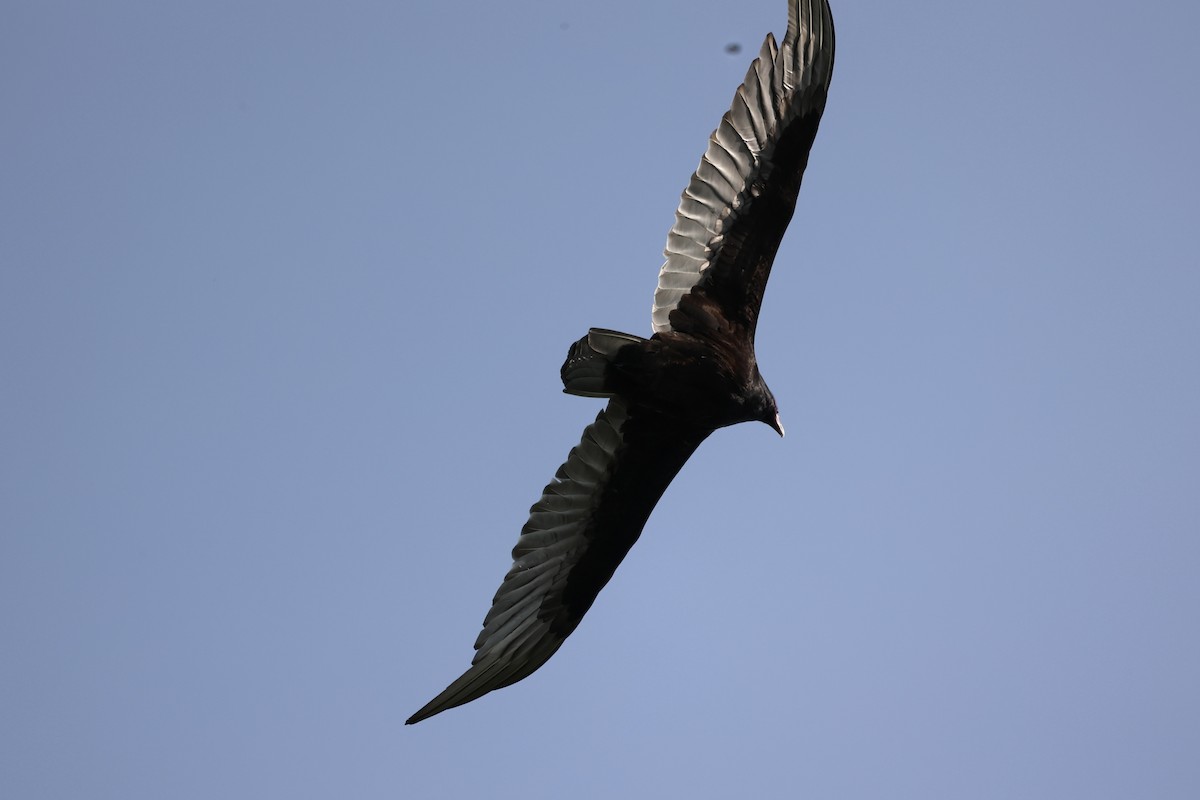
[770,411,785,438]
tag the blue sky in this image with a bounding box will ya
[3,0,1198,797]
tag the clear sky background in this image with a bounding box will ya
[3,0,1198,797]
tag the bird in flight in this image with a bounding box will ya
[408,0,835,724]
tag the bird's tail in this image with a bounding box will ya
[560,328,644,397]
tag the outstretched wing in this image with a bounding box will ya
[407,400,708,724]
[652,0,835,338]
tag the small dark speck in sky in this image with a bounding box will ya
[725,42,741,54]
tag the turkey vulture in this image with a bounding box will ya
[408,0,835,724]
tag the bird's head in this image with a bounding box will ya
[751,370,784,438]
[766,407,785,438]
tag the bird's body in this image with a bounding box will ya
[408,0,834,725]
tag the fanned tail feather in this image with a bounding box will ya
[560,328,645,398]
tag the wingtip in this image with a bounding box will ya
[405,704,436,726]
[405,695,456,725]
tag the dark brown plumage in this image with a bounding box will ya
[408,0,834,725]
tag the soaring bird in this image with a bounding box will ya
[408,0,835,724]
